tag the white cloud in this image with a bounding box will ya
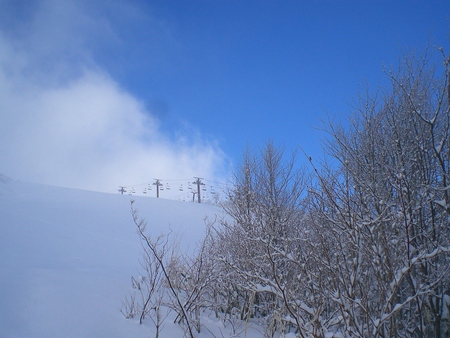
[0,0,227,193]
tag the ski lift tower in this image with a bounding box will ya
[192,177,205,203]
[153,179,163,198]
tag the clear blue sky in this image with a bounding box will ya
[0,0,449,193]
[102,0,450,155]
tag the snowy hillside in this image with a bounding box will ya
[0,175,247,337]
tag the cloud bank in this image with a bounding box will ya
[0,0,227,193]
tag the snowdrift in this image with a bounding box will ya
[0,176,224,337]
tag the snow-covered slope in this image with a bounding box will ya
[0,176,226,337]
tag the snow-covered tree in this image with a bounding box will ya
[212,141,325,336]
[311,48,450,337]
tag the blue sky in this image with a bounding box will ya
[0,0,449,194]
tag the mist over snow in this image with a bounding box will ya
[0,0,227,193]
